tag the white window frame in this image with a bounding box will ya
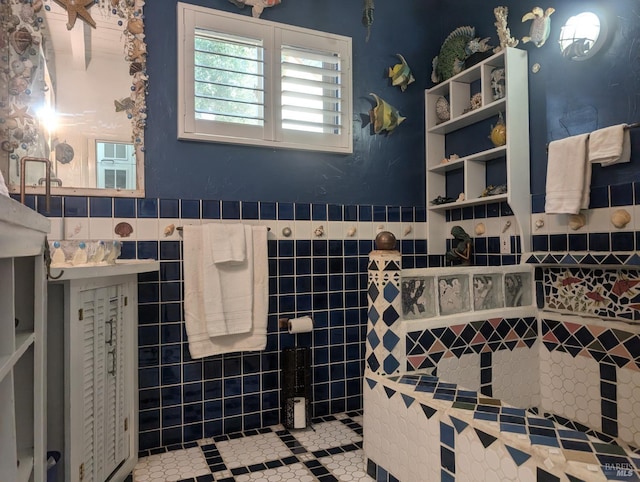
[177,2,353,154]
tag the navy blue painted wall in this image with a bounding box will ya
[144,0,436,205]
[145,1,640,208]
[427,0,640,199]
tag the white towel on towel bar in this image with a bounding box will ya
[545,133,591,214]
[588,124,631,166]
[184,225,269,358]
[209,223,246,263]
[201,224,253,337]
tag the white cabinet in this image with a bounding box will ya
[425,47,530,254]
[0,196,50,482]
[48,261,158,482]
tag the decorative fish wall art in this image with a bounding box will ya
[227,0,281,18]
[366,93,405,135]
[388,54,414,92]
[521,7,555,47]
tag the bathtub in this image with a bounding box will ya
[364,251,640,481]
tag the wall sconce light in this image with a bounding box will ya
[558,11,608,61]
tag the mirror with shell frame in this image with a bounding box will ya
[0,0,147,197]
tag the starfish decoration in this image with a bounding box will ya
[9,104,33,126]
[52,0,97,30]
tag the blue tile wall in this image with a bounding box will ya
[42,196,434,451]
[29,191,524,452]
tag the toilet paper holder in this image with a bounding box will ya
[279,316,313,329]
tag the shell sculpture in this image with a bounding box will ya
[521,7,555,48]
[431,26,475,84]
[388,54,414,92]
[368,93,406,135]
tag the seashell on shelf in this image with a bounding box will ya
[611,209,631,229]
[475,222,485,235]
[470,92,482,110]
[435,96,450,122]
[568,213,585,230]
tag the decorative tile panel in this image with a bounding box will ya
[406,317,538,371]
[541,318,640,371]
[542,268,640,322]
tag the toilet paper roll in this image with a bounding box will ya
[293,397,306,428]
[288,316,313,334]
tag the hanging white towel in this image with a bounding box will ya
[545,133,591,214]
[588,124,631,166]
[200,224,254,336]
[184,225,269,358]
[208,223,246,263]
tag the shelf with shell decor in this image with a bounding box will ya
[425,47,530,255]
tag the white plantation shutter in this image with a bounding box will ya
[178,3,352,153]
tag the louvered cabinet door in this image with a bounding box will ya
[102,284,130,479]
[69,287,103,482]
[69,283,130,482]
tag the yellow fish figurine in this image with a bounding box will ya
[388,54,414,92]
[369,93,406,134]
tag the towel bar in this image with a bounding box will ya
[175,226,270,231]
[545,122,639,152]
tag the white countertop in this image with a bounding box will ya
[49,259,159,281]
[0,194,49,233]
[0,195,50,258]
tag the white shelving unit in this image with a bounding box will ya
[425,47,530,254]
[0,195,50,482]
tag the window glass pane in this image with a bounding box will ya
[194,29,265,126]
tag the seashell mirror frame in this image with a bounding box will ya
[1,0,147,197]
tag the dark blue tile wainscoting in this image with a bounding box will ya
[16,192,522,452]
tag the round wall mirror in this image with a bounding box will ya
[558,11,607,61]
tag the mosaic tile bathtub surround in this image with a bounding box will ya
[541,315,640,448]
[542,267,640,321]
[364,372,640,482]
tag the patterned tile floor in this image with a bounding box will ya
[134,412,374,481]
